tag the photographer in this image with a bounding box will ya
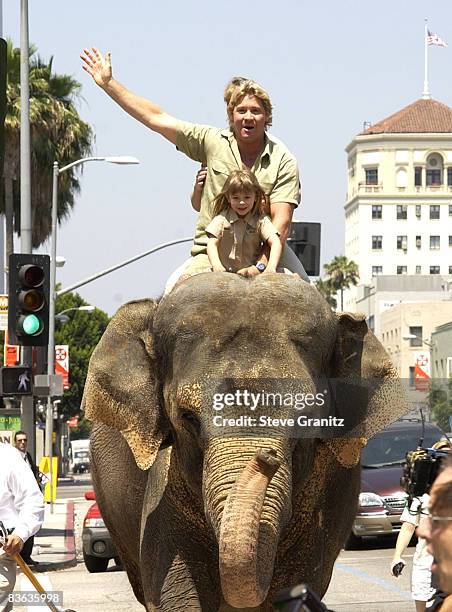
[417,454,452,611]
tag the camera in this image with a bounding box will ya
[273,583,333,612]
[401,446,450,503]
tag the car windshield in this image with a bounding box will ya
[362,428,442,467]
[75,451,89,459]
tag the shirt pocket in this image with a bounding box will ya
[210,159,236,178]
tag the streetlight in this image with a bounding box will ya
[45,156,139,463]
[55,305,95,323]
[402,334,434,348]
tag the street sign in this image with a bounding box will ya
[0,366,33,395]
[3,332,19,366]
[55,344,70,389]
[0,294,8,331]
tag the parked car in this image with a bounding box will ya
[82,491,121,572]
[346,419,444,548]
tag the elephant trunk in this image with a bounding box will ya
[219,448,280,608]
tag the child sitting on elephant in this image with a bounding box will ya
[205,168,282,274]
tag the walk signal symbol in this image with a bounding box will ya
[0,366,33,396]
[8,253,50,346]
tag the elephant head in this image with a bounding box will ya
[83,273,407,610]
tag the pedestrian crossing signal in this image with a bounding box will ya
[8,253,50,346]
[0,366,33,396]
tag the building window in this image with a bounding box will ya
[409,366,415,387]
[409,326,422,347]
[372,205,382,219]
[430,266,440,274]
[430,235,440,250]
[449,236,452,247]
[427,169,441,186]
[416,204,422,218]
[397,266,407,274]
[449,265,452,274]
[372,266,383,275]
[415,167,422,187]
[416,265,422,274]
[448,168,452,186]
[397,235,407,250]
[449,204,452,216]
[416,235,422,248]
[372,235,382,250]
[367,315,375,332]
[365,168,378,185]
[426,154,443,186]
[430,205,440,219]
[397,205,407,219]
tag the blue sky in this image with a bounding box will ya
[4,1,452,315]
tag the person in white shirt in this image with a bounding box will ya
[0,442,44,611]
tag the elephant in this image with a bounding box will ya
[82,273,408,611]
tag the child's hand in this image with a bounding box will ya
[193,165,207,192]
[212,264,226,272]
[237,266,260,277]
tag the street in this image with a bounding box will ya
[31,475,417,611]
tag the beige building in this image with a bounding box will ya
[343,98,452,313]
[380,300,452,379]
[380,300,452,416]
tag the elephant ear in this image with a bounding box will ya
[326,312,408,468]
[82,299,168,471]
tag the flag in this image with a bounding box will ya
[427,30,448,47]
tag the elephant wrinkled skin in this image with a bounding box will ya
[83,273,407,611]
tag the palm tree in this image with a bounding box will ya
[314,277,337,309]
[323,255,359,311]
[2,39,93,251]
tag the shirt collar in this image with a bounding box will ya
[220,129,271,166]
[225,208,259,227]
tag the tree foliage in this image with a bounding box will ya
[314,278,337,309]
[54,291,109,423]
[429,378,452,433]
[2,39,94,247]
[323,255,359,311]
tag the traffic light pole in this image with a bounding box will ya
[45,163,58,508]
[20,0,35,461]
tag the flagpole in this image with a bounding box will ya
[422,17,430,99]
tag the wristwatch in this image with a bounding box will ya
[255,262,266,273]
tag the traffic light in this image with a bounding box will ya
[8,254,50,346]
[0,366,33,396]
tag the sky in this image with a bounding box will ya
[4,0,452,316]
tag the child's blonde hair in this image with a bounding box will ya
[212,168,269,217]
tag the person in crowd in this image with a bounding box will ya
[13,432,41,566]
[0,442,44,610]
[80,49,308,283]
[205,168,281,275]
[417,453,452,611]
[391,441,451,611]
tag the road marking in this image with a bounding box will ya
[341,554,414,562]
[335,563,412,599]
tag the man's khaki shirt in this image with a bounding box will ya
[176,122,300,257]
[206,209,278,272]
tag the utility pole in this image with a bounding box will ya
[20,0,35,460]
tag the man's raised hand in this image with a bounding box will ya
[80,47,112,89]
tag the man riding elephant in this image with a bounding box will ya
[80,48,309,282]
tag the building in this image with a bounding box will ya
[354,274,452,337]
[379,300,452,416]
[344,98,452,291]
[431,321,452,379]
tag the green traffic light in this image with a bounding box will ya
[21,314,41,335]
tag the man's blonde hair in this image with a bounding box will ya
[226,79,273,129]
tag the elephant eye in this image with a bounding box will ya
[181,410,200,430]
